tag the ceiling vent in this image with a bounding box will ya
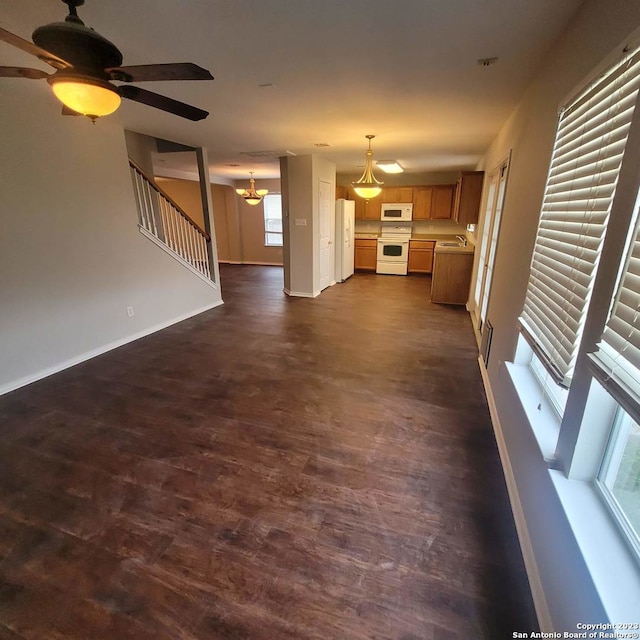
[239,150,296,159]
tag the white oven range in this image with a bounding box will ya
[376,223,412,275]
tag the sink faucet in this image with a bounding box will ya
[456,235,467,246]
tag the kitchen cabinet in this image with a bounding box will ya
[336,185,348,200]
[353,193,383,220]
[431,249,474,304]
[382,187,414,203]
[453,171,484,225]
[354,239,378,270]
[413,186,433,219]
[408,240,435,273]
[413,185,455,220]
[431,185,455,219]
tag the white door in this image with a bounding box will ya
[473,155,509,332]
[318,180,334,291]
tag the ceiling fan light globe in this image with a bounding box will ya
[244,197,262,206]
[50,77,120,117]
[256,189,269,196]
[235,188,247,195]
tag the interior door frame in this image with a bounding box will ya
[318,178,334,292]
[473,151,511,336]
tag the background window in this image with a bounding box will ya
[598,407,640,556]
[263,194,283,246]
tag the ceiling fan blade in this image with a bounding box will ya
[118,85,209,121]
[0,27,71,69]
[108,62,214,83]
[0,66,50,79]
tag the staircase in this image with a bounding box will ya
[129,160,213,281]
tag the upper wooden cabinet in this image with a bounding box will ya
[432,185,455,219]
[413,186,433,219]
[413,184,455,220]
[336,185,348,200]
[453,171,484,225]
[352,193,383,220]
[382,187,414,203]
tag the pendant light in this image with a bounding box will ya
[236,171,269,206]
[352,134,384,199]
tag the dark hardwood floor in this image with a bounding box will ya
[0,265,538,639]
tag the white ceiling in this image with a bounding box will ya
[2,0,584,181]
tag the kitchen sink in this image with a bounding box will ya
[438,241,463,246]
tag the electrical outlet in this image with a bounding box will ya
[126,306,134,317]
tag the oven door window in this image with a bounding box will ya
[383,244,403,257]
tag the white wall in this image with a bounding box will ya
[280,155,336,297]
[477,0,640,630]
[0,80,222,393]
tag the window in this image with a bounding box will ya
[518,47,640,392]
[263,194,283,246]
[510,41,640,561]
[591,185,640,404]
[598,407,640,557]
[529,351,569,417]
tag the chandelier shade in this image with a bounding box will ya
[236,171,268,206]
[352,135,383,199]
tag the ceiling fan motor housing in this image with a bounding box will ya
[32,21,122,74]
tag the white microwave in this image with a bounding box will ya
[381,203,413,222]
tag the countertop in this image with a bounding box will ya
[355,232,475,251]
[434,241,475,254]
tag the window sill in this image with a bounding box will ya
[549,470,640,625]
[505,361,640,626]
[506,361,560,462]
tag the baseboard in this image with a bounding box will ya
[283,288,321,298]
[0,300,224,396]
[477,356,553,632]
[218,260,284,267]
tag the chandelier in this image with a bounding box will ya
[352,134,384,199]
[236,171,269,206]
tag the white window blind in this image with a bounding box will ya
[519,47,640,388]
[592,192,640,405]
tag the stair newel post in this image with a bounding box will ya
[195,147,219,285]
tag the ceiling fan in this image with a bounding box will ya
[0,0,214,121]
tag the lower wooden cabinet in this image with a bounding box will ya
[408,240,435,273]
[431,251,474,304]
[354,239,378,270]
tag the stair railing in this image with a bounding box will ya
[129,159,212,280]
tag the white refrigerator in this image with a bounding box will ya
[335,199,355,282]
